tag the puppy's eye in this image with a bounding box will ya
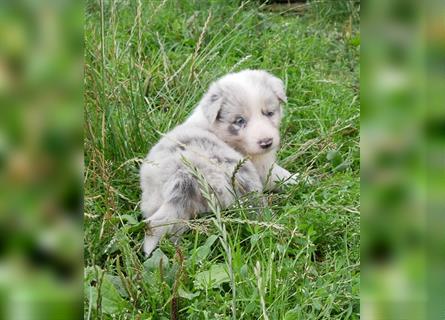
[263,110,275,117]
[233,116,246,127]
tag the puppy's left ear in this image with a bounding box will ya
[265,73,287,103]
[198,83,224,123]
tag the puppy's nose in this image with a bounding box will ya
[258,138,273,149]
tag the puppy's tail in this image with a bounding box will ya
[143,201,183,256]
[143,170,198,256]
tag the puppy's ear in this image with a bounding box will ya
[198,83,224,123]
[264,73,287,103]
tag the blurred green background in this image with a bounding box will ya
[0,1,82,319]
[361,0,445,319]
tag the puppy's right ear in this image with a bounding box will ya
[198,83,224,124]
[264,73,287,104]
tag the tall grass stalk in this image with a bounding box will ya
[181,157,238,319]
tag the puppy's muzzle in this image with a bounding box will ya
[258,138,273,149]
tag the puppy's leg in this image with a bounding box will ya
[272,165,316,188]
[141,189,163,218]
[263,164,299,191]
[140,162,164,218]
[272,165,298,184]
[252,154,298,190]
[144,202,184,256]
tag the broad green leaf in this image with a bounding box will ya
[87,273,131,315]
[334,161,351,172]
[194,235,218,263]
[284,306,302,320]
[326,150,342,167]
[194,264,230,289]
[120,214,138,225]
[143,248,169,271]
[178,286,200,300]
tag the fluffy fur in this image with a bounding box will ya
[140,69,296,256]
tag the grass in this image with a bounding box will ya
[84,0,360,319]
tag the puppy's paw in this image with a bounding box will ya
[143,234,160,257]
[285,173,316,186]
[284,172,299,185]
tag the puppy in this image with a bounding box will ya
[140,69,296,256]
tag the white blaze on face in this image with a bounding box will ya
[242,89,282,155]
[244,111,280,155]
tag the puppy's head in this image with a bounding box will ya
[197,70,287,156]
